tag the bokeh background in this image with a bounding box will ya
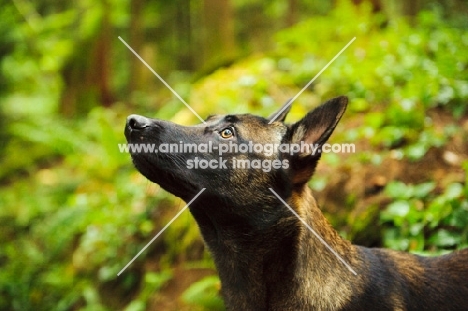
[1,0,468,310]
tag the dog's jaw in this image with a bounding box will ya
[125,116,205,200]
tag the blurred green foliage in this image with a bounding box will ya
[181,276,224,310]
[1,0,467,310]
[382,179,468,252]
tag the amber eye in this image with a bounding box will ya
[220,128,233,139]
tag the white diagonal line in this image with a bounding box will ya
[118,36,206,124]
[268,37,356,124]
[117,188,206,276]
[269,188,357,275]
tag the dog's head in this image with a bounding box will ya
[125,96,347,206]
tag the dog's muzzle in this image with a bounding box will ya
[125,114,153,139]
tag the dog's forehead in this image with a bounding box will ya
[205,113,266,128]
[218,113,286,142]
[204,113,261,125]
[204,114,223,123]
[202,113,286,141]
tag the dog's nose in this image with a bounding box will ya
[127,114,151,129]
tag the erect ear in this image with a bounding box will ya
[288,96,348,184]
[267,99,292,123]
[291,96,348,147]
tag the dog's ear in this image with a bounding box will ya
[288,96,348,184]
[267,99,292,123]
[291,96,347,147]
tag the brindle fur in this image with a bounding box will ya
[125,96,468,310]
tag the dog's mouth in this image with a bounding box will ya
[124,114,203,199]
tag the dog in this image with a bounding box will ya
[125,96,468,310]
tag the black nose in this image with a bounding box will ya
[127,114,151,129]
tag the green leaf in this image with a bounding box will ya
[145,271,172,291]
[413,182,436,198]
[405,143,427,161]
[444,183,463,199]
[364,112,385,128]
[182,276,225,310]
[430,230,459,247]
[124,300,146,311]
[385,181,410,199]
[382,200,411,219]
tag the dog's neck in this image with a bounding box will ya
[284,186,360,309]
[189,186,359,310]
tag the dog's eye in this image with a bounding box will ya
[220,128,234,139]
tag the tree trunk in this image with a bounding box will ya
[60,0,113,116]
[286,0,298,27]
[202,0,236,70]
[175,0,193,70]
[95,1,113,107]
[352,0,382,12]
[128,0,145,99]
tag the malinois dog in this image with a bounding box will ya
[125,96,468,310]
